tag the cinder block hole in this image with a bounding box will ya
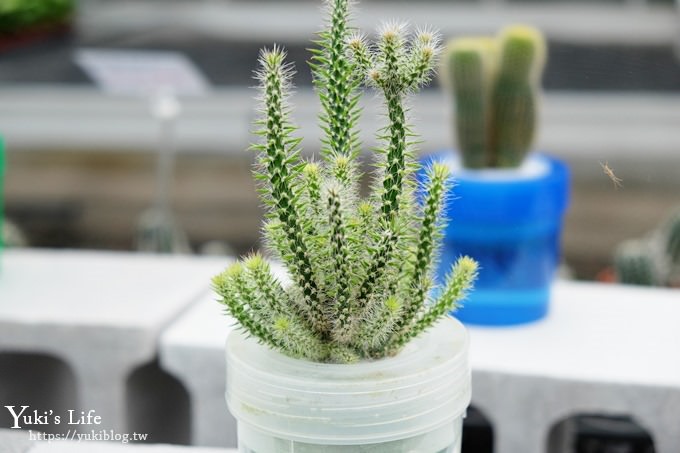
[462,405,493,453]
[0,353,77,434]
[126,359,190,445]
[548,414,655,453]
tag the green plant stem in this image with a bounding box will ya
[380,90,407,222]
[311,0,360,163]
[397,164,448,333]
[355,229,397,311]
[328,187,353,339]
[388,256,477,352]
[259,49,326,334]
[213,264,279,347]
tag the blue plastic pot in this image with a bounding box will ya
[420,152,570,325]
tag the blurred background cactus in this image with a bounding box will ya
[664,210,680,267]
[445,25,546,168]
[613,208,680,287]
[613,240,661,286]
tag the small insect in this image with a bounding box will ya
[600,161,623,189]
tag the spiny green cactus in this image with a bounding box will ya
[445,25,546,168]
[213,0,478,363]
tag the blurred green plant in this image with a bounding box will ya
[444,25,546,168]
[613,208,680,287]
[213,0,478,363]
[0,0,74,35]
[613,240,660,287]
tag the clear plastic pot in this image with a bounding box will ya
[225,316,471,452]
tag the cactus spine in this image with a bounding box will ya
[213,0,478,363]
[446,25,546,168]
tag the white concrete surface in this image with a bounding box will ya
[0,249,229,434]
[158,279,680,452]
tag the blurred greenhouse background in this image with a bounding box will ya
[1,0,680,279]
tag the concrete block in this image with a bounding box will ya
[0,249,228,434]
[159,293,235,447]
[159,261,284,447]
[468,281,680,453]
